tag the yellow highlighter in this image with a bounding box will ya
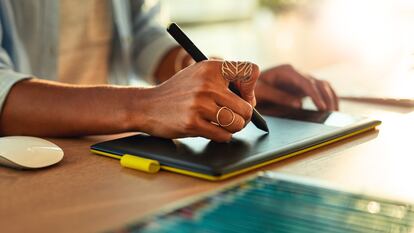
[120,154,160,173]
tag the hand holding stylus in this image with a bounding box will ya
[141,60,259,142]
[165,23,338,114]
[167,23,269,132]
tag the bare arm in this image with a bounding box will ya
[0,46,192,137]
[0,78,148,136]
[0,61,259,142]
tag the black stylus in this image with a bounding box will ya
[167,23,269,132]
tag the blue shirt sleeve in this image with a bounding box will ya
[0,9,31,116]
[130,0,177,83]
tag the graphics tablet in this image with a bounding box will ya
[91,106,381,181]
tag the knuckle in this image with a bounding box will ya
[234,118,245,132]
[194,62,210,77]
[306,76,317,85]
[182,115,199,132]
[197,60,215,76]
[228,117,245,133]
[193,84,217,101]
[208,89,221,100]
[195,80,217,95]
[320,79,328,84]
[189,95,201,110]
[201,80,216,91]
[251,63,260,74]
[189,98,213,117]
[321,80,331,87]
[279,64,294,70]
[235,100,253,120]
[193,88,209,100]
[195,90,221,109]
[244,103,253,119]
[189,102,203,115]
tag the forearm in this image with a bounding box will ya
[0,79,150,136]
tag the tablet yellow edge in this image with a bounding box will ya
[91,123,380,181]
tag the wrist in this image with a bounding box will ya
[122,86,156,133]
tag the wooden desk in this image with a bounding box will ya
[2,3,414,232]
[1,101,413,233]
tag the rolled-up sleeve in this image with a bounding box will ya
[0,18,30,113]
[0,70,30,110]
[130,0,177,83]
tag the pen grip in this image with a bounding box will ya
[167,23,268,132]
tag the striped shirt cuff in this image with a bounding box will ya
[0,70,31,113]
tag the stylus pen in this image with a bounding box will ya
[167,23,269,132]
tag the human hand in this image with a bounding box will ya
[255,64,338,111]
[138,60,260,142]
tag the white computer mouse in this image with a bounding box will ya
[0,136,64,169]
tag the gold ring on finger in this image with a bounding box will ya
[216,106,235,127]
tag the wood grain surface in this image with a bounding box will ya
[2,3,414,232]
[1,100,413,233]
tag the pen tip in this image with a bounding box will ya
[259,123,269,133]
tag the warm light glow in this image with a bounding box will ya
[318,0,414,66]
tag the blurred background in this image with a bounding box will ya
[159,0,414,106]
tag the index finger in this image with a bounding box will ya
[221,61,260,106]
[302,76,328,110]
[284,70,327,110]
